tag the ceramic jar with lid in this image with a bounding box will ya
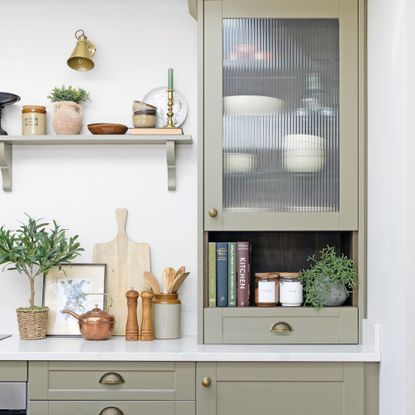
[22,105,47,135]
[279,272,303,307]
[153,293,181,339]
[254,273,279,306]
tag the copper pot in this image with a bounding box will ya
[62,294,114,340]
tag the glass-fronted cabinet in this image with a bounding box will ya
[204,0,359,231]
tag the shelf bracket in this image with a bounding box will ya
[0,142,12,192]
[166,140,176,191]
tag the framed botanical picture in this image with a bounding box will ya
[43,263,106,336]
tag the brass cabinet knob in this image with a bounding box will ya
[208,208,218,218]
[99,407,124,415]
[201,376,211,387]
[99,372,125,385]
[270,321,293,334]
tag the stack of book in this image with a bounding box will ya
[208,241,251,307]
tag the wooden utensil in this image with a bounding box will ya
[93,208,151,335]
[162,267,176,294]
[125,289,139,341]
[168,272,190,294]
[144,271,161,294]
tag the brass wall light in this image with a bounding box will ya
[67,29,96,71]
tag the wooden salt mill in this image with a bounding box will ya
[140,290,154,341]
[125,288,139,341]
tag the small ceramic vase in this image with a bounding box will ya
[53,101,83,135]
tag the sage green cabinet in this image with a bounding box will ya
[203,0,362,231]
[196,362,379,415]
[0,361,27,381]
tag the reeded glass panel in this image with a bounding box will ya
[223,19,339,213]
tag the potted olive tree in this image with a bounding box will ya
[301,246,358,308]
[0,216,83,339]
[47,85,90,135]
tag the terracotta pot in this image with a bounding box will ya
[53,101,83,135]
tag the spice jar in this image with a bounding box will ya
[22,105,46,135]
[254,273,279,307]
[153,293,181,339]
[279,272,303,307]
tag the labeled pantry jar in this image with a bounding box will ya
[22,105,47,135]
[279,272,303,307]
[254,273,279,307]
[153,293,181,339]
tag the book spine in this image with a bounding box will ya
[228,242,237,307]
[216,242,228,307]
[237,241,250,307]
[208,243,217,307]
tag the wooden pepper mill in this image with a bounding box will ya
[140,290,154,341]
[125,288,139,341]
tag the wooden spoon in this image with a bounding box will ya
[162,267,176,294]
[143,271,161,294]
[169,272,190,294]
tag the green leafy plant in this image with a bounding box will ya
[47,85,90,104]
[300,246,358,308]
[0,216,84,309]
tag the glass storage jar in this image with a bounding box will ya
[254,273,279,307]
[22,105,46,135]
[279,272,303,307]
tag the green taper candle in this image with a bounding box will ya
[168,68,174,90]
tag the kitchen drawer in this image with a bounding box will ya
[29,401,195,415]
[204,307,358,344]
[0,361,27,381]
[29,362,195,401]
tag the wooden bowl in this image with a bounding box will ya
[88,123,128,135]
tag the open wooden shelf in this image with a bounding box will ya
[0,135,193,192]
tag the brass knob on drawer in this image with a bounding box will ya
[201,376,211,387]
[270,322,293,334]
[99,372,125,385]
[99,407,124,415]
[208,208,218,218]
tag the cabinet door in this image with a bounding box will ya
[196,362,365,415]
[204,0,359,231]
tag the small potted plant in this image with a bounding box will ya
[300,246,358,308]
[0,216,83,340]
[48,85,90,135]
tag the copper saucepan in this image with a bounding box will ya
[62,293,115,340]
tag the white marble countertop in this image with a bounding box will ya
[0,322,381,362]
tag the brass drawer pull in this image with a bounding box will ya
[99,372,125,385]
[208,208,218,218]
[270,322,293,334]
[201,376,211,387]
[99,407,124,415]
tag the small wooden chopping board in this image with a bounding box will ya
[93,208,151,335]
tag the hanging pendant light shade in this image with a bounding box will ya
[67,29,96,71]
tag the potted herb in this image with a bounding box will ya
[47,85,90,135]
[300,246,358,308]
[0,216,83,340]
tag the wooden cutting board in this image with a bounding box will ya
[93,208,151,335]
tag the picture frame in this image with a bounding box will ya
[43,263,106,336]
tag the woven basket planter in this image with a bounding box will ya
[16,307,48,340]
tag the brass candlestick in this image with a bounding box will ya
[166,89,174,128]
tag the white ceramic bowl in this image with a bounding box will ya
[224,95,283,115]
[224,153,256,173]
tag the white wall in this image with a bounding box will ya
[367,0,414,414]
[0,0,198,335]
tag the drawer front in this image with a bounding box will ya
[30,401,195,415]
[204,307,358,344]
[29,362,195,401]
[0,362,27,381]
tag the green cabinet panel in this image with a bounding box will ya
[29,401,195,415]
[204,307,358,344]
[29,361,195,401]
[0,361,27,381]
[196,362,377,415]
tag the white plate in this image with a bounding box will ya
[224,95,283,115]
[143,87,188,128]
